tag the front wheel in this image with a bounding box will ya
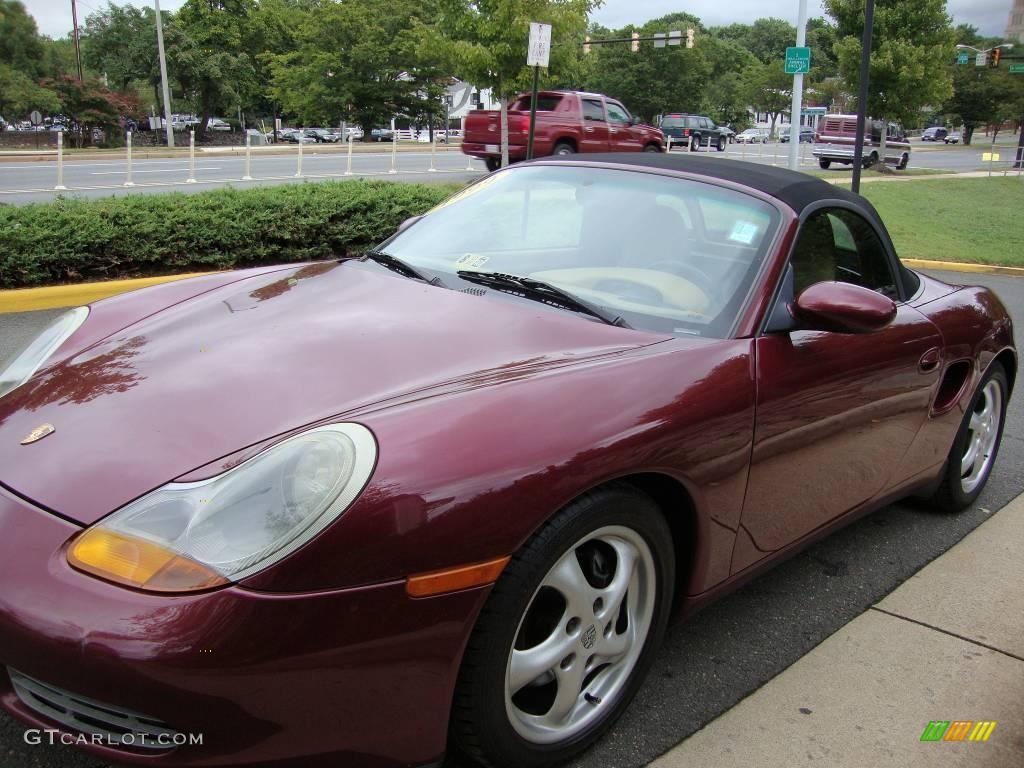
[819,158,831,169]
[897,153,909,170]
[553,141,576,156]
[450,486,675,768]
[484,157,501,172]
[643,143,661,152]
[716,137,726,152]
[929,362,1008,513]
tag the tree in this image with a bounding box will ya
[82,3,159,93]
[267,0,441,135]
[743,60,791,137]
[711,18,796,65]
[585,16,712,123]
[44,75,138,146]
[415,0,596,167]
[0,63,60,118]
[169,0,258,136]
[826,0,955,165]
[0,1,45,79]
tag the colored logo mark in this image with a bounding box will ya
[920,721,996,742]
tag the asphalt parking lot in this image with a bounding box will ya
[0,269,1020,768]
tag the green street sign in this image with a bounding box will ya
[785,46,811,75]
[957,53,969,64]
[1011,63,1024,73]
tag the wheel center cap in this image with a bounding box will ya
[581,624,597,650]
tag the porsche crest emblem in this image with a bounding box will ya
[20,424,55,445]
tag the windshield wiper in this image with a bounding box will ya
[349,249,436,283]
[456,271,630,328]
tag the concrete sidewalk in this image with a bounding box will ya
[652,494,1024,768]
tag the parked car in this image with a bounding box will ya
[463,90,664,171]
[813,113,911,170]
[718,125,737,142]
[0,153,1014,768]
[304,128,339,143]
[921,126,949,142]
[944,132,962,144]
[659,113,729,151]
[735,127,770,144]
[371,127,394,142]
[780,126,816,143]
[207,118,232,132]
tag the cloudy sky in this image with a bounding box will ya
[24,0,1013,41]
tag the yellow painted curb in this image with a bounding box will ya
[902,259,1024,277]
[0,272,214,313]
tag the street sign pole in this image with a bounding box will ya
[787,0,809,171]
[527,65,540,160]
[851,0,875,194]
[526,22,552,161]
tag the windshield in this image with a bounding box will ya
[381,165,780,338]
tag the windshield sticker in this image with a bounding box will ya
[455,253,490,269]
[729,220,760,245]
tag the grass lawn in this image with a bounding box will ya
[855,178,1024,267]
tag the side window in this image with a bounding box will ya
[582,99,605,122]
[700,117,711,129]
[605,101,630,125]
[791,209,897,298]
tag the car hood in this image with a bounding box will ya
[0,262,666,523]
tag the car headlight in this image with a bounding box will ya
[0,306,89,400]
[68,423,377,592]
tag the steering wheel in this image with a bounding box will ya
[644,260,717,298]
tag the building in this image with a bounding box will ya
[1008,0,1024,43]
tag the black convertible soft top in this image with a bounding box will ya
[539,152,871,219]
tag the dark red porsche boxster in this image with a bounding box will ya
[0,155,1015,768]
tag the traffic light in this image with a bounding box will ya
[989,47,1001,67]
[631,32,640,53]
[686,28,695,49]
[583,35,591,55]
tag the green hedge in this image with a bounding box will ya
[0,180,460,288]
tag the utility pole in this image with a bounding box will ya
[154,0,175,148]
[851,0,875,194]
[70,0,84,81]
[787,0,808,171]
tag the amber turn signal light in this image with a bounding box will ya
[68,529,228,593]
[406,556,511,598]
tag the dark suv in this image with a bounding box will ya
[659,114,728,151]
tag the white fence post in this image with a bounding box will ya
[345,133,354,175]
[295,135,304,177]
[389,130,398,174]
[186,130,197,183]
[124,131,135,186]
[429,131,437,172]
[55,131,67,190]
[242,132,253,180]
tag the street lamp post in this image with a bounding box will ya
[154,0,174,148]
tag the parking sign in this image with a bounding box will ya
[527,22,552,68]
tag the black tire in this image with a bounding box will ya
[716,136,726,152]
[819,158,832,169]
[484,157,501,172]
[897,153,909,170]
[929,362,1009,513]
[643,143,661,152]
[864,151,879,169]
[450,486,675,768]
[553,141,576,156]
[690,135,700,151]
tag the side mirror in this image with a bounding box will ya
[791,282,896,334]
[397,215,422,233]
[630,116,642,126]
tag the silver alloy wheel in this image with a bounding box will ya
[504,525,656,745]
[961,379,1003,494]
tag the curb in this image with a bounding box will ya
[0,272,213,314]
[902,258,1024,277]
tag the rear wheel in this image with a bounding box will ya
[818,158,831,169]
[930,362,1008,513]
[450,487,675,768]
[897,153,909,170]
[553,141,576,156]
[485,157,501,172]
[864,151,879,169]
[690,135,700,151]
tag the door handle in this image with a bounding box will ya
[584,127,594,133]
[919,347,941,373]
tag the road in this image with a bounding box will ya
[0,269,1020,768]
[1,138,1020,204]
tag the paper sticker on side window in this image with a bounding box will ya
[729,221,760,245]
